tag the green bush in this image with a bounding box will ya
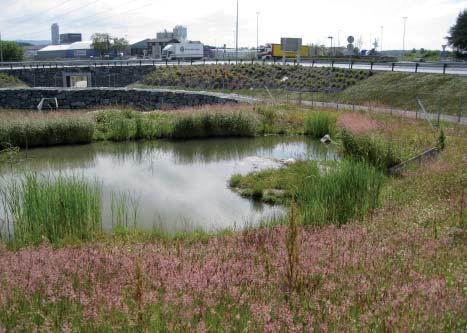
[0,73,25,88]
[0,174,102,247]
[0,117,95,148]
[304,112,336,138]
[297,160,385,226]
[341,130,402,170]
[171,111,257,139]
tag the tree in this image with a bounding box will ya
[111,37,129,55]
[91,33,128,58]
[91,33,111,58]
[0,41,24,62]
[447,9,467,51]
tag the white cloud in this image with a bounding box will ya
[0,0,465,49]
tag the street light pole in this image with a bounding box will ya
[0,32,3,63]
[402,17,408,60]
[256,12,260,53]
[380,26,384,52]
[235,0,239,62]
[328,36,333,61]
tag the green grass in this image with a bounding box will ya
[297,160,385,226]
[341,129,402,170]
[337,72,467,115]
[0,117,95,148]
[304,112,336,138]
[171,111,257,139]
[0,173,102,247]
[142,64,370,92]
[231,159,385,226]
[0,73,25,88]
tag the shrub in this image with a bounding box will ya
[0,117,95,148]
[341,130,402,170]
[297,160,385,226]
[0,174,102,247]
[304,112,336,138]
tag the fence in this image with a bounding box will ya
[234,86,466,125]
[1,58,467,75]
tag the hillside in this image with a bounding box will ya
[142,64,371,92]
[338,72,467,115]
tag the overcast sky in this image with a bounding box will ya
[0,0,465,50]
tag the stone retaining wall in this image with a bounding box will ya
[0,88,238,110]
[5,66,154,87]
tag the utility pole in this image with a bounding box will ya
[380,26,384,52]
[235,0,239,62]
[402,17,408,60]
[256,11,260,53]
[328,36,333,59]
[0,32,3,63]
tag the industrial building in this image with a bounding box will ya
[131,25,188,58]
[51,23,59,45]
[60,33,82,45]
[36,41,96,59]
[130,37,179,58]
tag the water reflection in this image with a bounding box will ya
[0,136,337,232]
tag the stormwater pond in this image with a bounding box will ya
[0,136,337,233]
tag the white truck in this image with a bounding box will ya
[162,42,204,61]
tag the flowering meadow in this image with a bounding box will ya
[0,108,465,332]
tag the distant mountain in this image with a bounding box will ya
[15,40,51,46]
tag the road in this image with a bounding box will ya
[1,59,467,76]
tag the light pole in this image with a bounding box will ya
[235,0,239,62]
[256,11,260,53]
[0,32,3,63]
[402,17,408,60]
[380,26,384,52]
[328,36,333,60]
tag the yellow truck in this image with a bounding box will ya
[258,43,310,60]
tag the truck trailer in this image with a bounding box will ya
[258,43,310,60]
[162,42,204,61]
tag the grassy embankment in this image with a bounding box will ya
[0,109,464,331]
[0,73,25,88]
[138,65,466,116]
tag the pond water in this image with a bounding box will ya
[0,137,337,232]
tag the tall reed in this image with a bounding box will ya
[296,160,384,226]
[0,173,102,247]
[304,112,336,138]
[171,111,257,139]
[0,117,95,148]
[341,130,401,170]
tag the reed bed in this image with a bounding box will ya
[341,129,402,170]
[0,173,102,247]
[171,111,257,139]
[304,112,336,138]
[297,160,384,226]
[0,117,95,148]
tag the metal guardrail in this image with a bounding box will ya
[0,58,466,75]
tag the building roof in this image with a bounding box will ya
[38,41,92,52]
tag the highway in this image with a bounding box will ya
[1,59,467,76]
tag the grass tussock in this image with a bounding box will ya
[297,160,385,226]
[341,129,402,170]
[0,174,102,247]
[0,117,95,148]
[304,112,336,138]
[171,111,257,139]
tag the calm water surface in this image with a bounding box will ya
[0,137,337,232]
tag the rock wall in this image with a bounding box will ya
[4,65,155,87]
[0,88,238,110]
